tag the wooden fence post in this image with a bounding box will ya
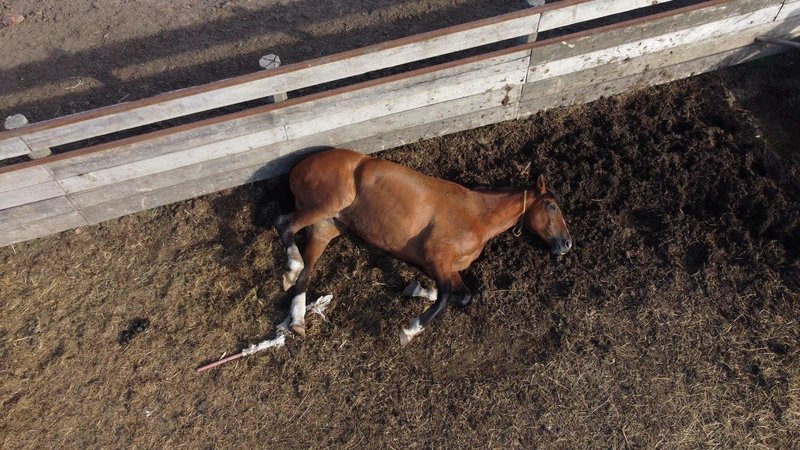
[259,54,288,103]
[521,0,545,44]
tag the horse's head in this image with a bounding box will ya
[524,174,572,255]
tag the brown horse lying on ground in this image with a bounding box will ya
[272,148,572,346]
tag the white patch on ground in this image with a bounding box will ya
[244,294,335,357]
[403,281,437,302]
[399,317,424,347]
[308,294,333,320]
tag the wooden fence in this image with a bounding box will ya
[1,0,798,247]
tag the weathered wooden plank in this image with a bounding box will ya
[0,196,76,231]
[47,51,530,182]
[538,0,676,31]
[69,86,520,209]
[530,0,779,66]
[58,127,287,193]
[519,41,786,117]
[0,181,66,210]
[776,0,800,19]
[283,58,528,140]
[47,112,284,181]
[78,158,298,225]
[0,211,87,247]
[0,166,53,193]
[0,137,32,160]
[347,105,517,153]
[529,5,781,82]
[523,15,800,99]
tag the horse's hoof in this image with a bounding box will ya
[452,293,472,308]
[399,328,413,347]
[402,281,422,297]
[290,322,306,338]
[282,272,296,291]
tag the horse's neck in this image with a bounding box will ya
[472,189,527,239]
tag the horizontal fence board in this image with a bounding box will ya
[519,41,786,117]
[79,156,304,225]
[531,3,783,81]
[539,0,676,31]
[0,181,66,210]
[529,4,782,82]
[523,15,800,98]
[58,127,287,193]
[530,0,779,66]
[0,166,53,193]
[0,196,75,231]
[47,112,284,181]
[777,0,800,19]
[70,86,520,209]
[346,105,517,153]
[0,137,32,160]
[0,211,87,247]
[46,51,530,182]
[283,59,528,140]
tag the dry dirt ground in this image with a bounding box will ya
[2,1,800,449]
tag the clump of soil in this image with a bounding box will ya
[2,55,800,448]
[118,318,150,345]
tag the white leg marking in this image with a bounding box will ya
[287,244,303,271]
[283,244,304,290]
[403,281,437,302]
[290,292,306,327]
[277,294,333,339]
[399,317,424,347]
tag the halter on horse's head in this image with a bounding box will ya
[523,174,572,255]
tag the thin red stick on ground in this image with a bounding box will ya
[196,352,246,372]
[196,295,332,372]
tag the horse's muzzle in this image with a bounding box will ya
[552,238,572,255]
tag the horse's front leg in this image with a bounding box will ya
[449,272,472,308]
[399,262,456,347]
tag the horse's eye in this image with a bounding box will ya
[547,203,558,212]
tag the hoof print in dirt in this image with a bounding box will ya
[118,318,150,345]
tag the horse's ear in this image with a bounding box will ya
[536,174,547,194]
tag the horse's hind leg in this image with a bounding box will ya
[274,208,333,291]
[402,281,437,302]
[287,219,342,337]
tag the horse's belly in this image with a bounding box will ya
[337,197,431,266]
